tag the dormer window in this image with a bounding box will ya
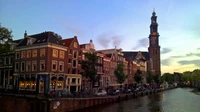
[27,38,33,45]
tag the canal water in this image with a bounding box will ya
[74,88,200,112]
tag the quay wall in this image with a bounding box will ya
[0,87,177,112]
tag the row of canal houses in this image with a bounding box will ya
[0,31,149,94]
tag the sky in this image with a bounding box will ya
[0,0,200,74]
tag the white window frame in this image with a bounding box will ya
[26,61,31,72]
[21,51,26,58]
[21,62,25,72]
[40,49,45,57]
[59,61,64,72]
[52,60,57,71]
[52,49,58,57]
[72,60,77,68]
[15,62,19,72]
[40,60,45,71]
[27,50,31,58]
[32,61,37,71]
[16,52,20,59]
[32,50,37,57]
[59,51,64,59]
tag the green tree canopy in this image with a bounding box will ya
[0,26,13,55]
[134,69,143,84]
[161,73,174,83]
[114,62,128,85]
[81,52,99,87]
[146,70,154,83]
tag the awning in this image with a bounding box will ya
[25,77,30,81]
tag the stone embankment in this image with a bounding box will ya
[0,87,177,112]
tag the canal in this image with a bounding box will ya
[74,88,200,112]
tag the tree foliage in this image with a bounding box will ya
[161,73,174,83]
[81,52,99,87]
[134,69,143,84]
[0,26,13,55]
[146,70,154,83]
[114,62,128,84]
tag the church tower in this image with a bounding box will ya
[148,10,161,76]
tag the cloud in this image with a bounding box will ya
[64,24,83,36]
[132,38,148,50]
[161,58,171,66]
[97,33,122,49]
[170,55,185,58]
[161,48,172,54]
[178,59,200,67]
[97,33,111,48]
[186,52,200,57]
[111,36,122,47]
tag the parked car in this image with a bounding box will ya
[123,89,131,93]
[94,89,107,96]
[111,89,120,95]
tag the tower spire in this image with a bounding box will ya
[152,8,156,16]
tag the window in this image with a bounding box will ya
[68,59,71,63]
[16,52,20,59]
[15,62,19,72]
[40,49,45,57]
[32,61,37,71]
[32,50,37,57]
[21,62,25,72]
[73,51,78,58]
[27,50,31,58]
[21,51,26,58]
[52,60,57,71]
[10,56,13,65]
[53,49,58,57]
[73,60,77,68]
[5,57,9,65]
[69,49,72,54]
[59,61,64,72]
[60,51,64,59]
[72,69,76,74]
[40,60,45,71]
[26,61,31,71]
[68,68,71,74]
[74,42,78,48]
[72,78,76,84]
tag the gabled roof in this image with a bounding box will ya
[61,37,74,47]
[122,51,150,60]
[17,31,63,47]
[13,39,23,44]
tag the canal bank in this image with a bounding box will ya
[0,87,177,112]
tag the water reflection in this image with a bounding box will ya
[73,88,200,112]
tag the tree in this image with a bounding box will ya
[0,25,13,55]
[146,70,154,83]
[81,52,99,88]
[161,73,174,83]
[153,75,160,84]
[114,62,128,88]
[134,69,143,84]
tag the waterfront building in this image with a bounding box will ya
[61,36,82,92]
[14,31,67,94]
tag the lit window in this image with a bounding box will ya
[26,61,31,71]
[40,60,45,71]
[32,61,37,71]
[52,60,57,71]
[27,50,31,58]
[74,42,78,48]
[40,49,45,57]
[53,49,58,57]
[59,51,64,59]
[21,51,26,58]
[32,50,37,57]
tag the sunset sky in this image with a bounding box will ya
[0,0,200,74]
